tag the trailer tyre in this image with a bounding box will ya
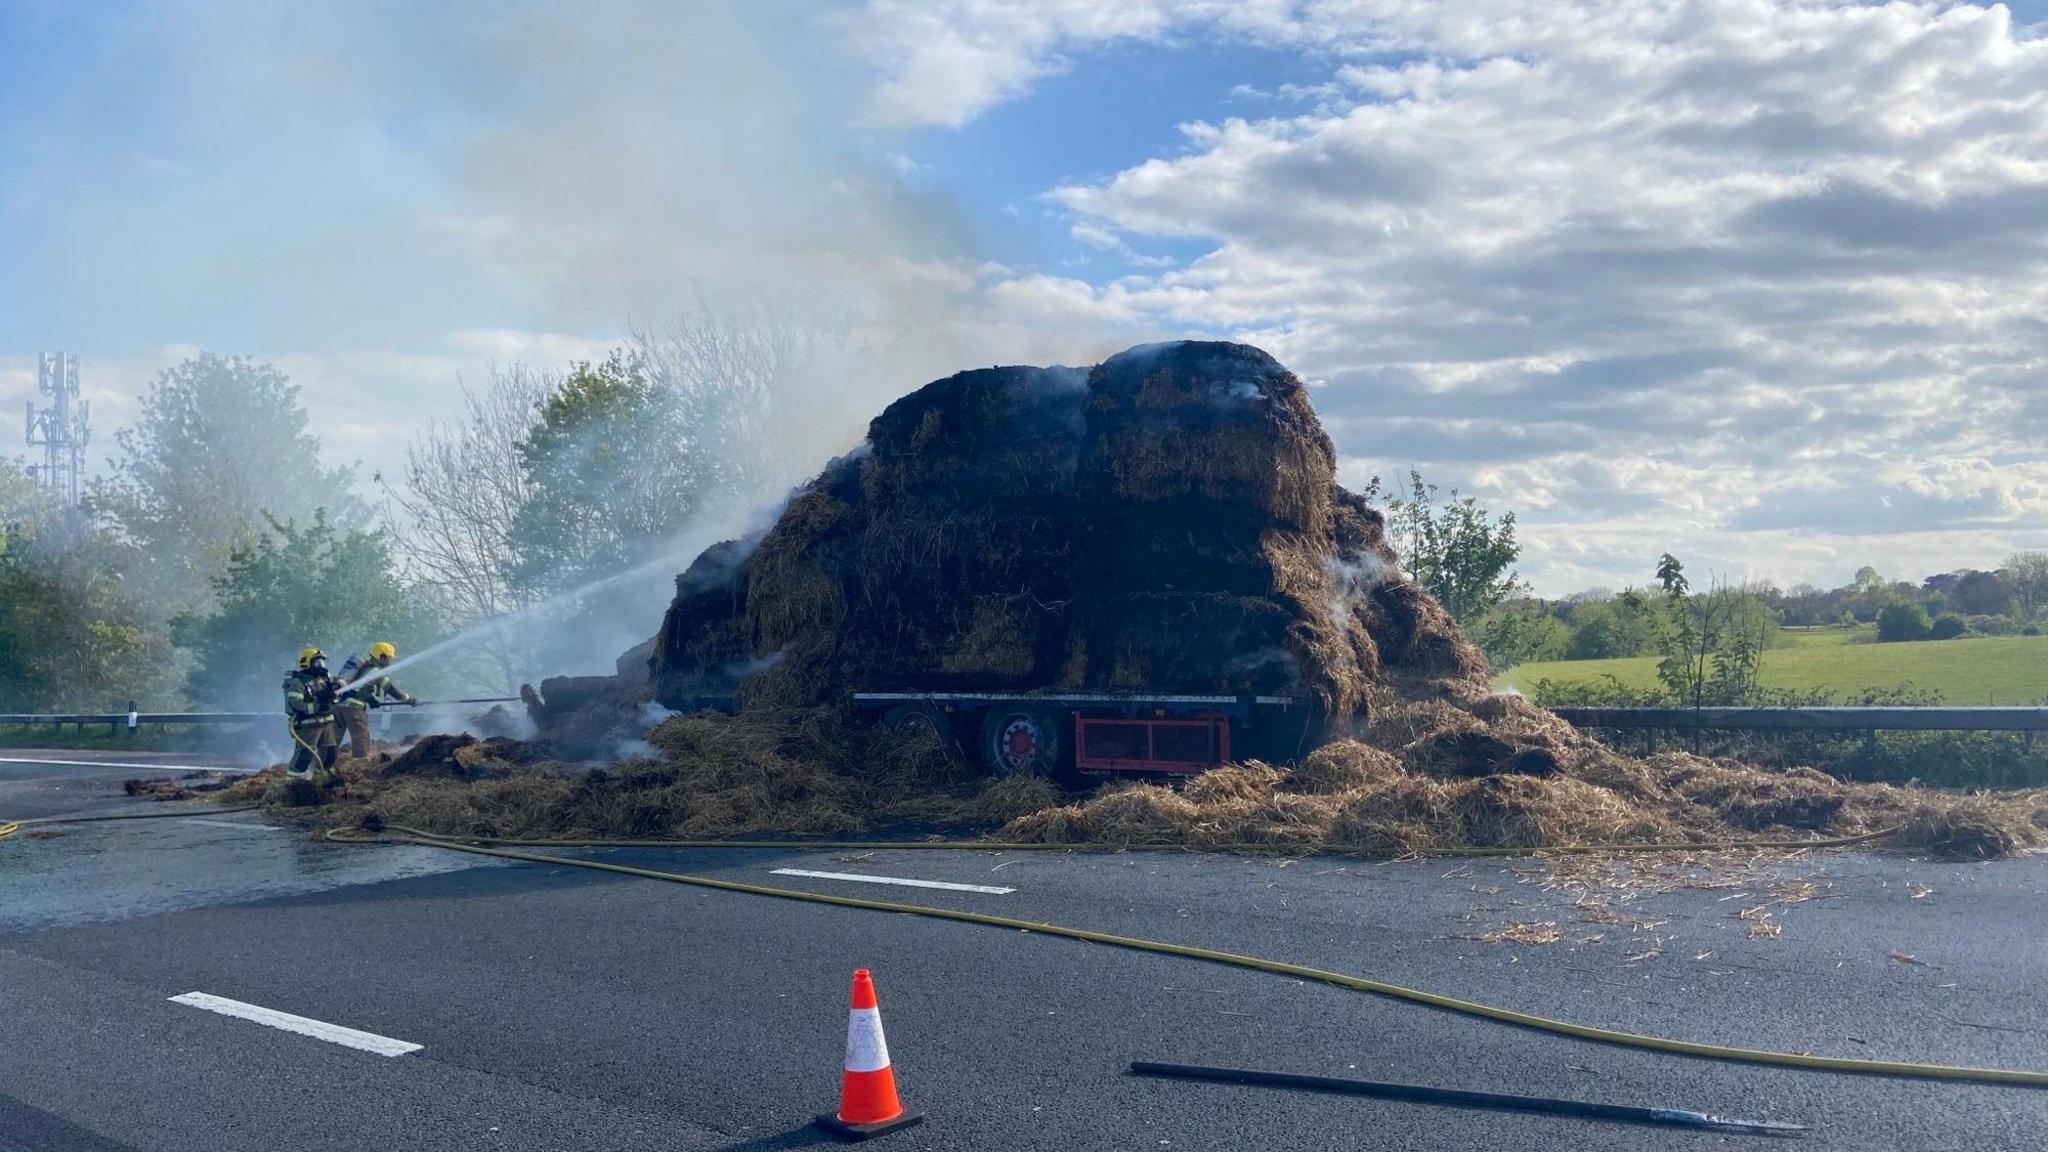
[979,706,1063,777]
[880,702,952,744]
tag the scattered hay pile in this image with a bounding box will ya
[243,711,1062,840]
[997,735,2048,861]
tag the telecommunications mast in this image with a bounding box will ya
[25,351,90,508]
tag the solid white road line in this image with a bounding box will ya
[769,867,1015,895]
[168,992,423,1056]
[0,756,260,775]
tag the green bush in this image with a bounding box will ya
[1965,613,2015,636]
[1532,677,2048,789]
[1928,613,1969,641]
[1876,600,1932,642]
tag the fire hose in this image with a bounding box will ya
[321,821,2048,1090]
[6,806,2045,1089]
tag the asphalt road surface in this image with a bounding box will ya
[4,749,2045,1150]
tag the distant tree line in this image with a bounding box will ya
[0,311,828,711]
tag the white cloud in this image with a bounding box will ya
[860,0,2048,590]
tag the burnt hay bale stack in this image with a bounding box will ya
[648,341,1486,729]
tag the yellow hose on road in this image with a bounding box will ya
[0,806,262,841]
[331,825,2048,1089]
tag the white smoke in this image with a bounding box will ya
[1325,552,1399,628]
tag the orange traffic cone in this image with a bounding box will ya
[816,969,924,1141]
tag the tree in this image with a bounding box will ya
[96,353,365,619]
[506,351,714,597]
[1475,600,1569,671]
[175,513,426,709]
[2005,552,2048,622]
[1651,556,1775,717]
[1566,589,1658,659]
[383,365,551,690]
[1876,600,1932,643]
[1370,470,1524,628]
[634,307,861,497]
[0,460,169,710]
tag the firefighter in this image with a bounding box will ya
[335,641,417,754]
[283,647,341,780]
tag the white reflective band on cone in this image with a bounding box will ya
[844,1007,891,1073]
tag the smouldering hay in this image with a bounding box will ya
[259,707,1067,841]
[645,342,1489,738]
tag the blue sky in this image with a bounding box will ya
[4,0,2046,593]
[888,38,1322,277]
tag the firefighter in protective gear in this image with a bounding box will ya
[335,641,417,754]
[283,647,341,780]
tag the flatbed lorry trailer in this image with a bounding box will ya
[848,691,1318,779]
[588,681,1322,781]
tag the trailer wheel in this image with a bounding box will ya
[880,702,951,744]
[979,706,1063,777]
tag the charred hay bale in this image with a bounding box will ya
[1079,344,1334,536]
[1365,697,1476,750]
[1286,741,1401,794]
[1183,762,1282,804]
[1892,799,2041,861]
[1064,591,1301,695]
[384,734,478,778]
[862,366,1089,506]
[1329,487,1392,555]
[1499,746,1563,777]
[215,767,282,805]
[1654,757,1848,832]
[1569,751,1668,801]
[743,489,854,655]
[267,777,327,808]
[651,537,757,695]
[645,339,1476,722]
[1400,728,1521,778]
[456,737,554,770]
[1366,581,1490,686]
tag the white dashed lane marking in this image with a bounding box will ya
[769,868,1016,895]
[168,992,423,1056]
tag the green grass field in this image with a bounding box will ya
[1499,630,2048,704]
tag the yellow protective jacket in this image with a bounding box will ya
[283,669,340,725]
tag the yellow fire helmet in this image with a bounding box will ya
[369,641,398,663]
[297,647,326,670]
